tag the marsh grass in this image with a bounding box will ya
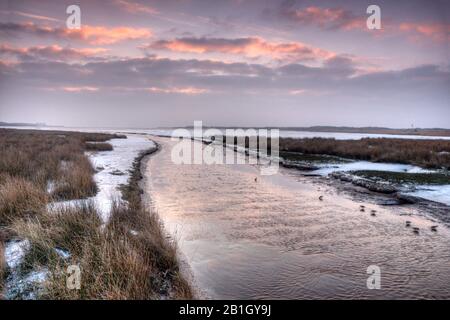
[51,155,98,201]
[1,131,191,299]
[0,129,123,296]
[0,175,48,225]
[23,201,193,299]
[0,129,123,197]
[351,170,450,185]
[85,142,113,152]
[279,137,450,169]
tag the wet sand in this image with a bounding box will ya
[143,137,450,299]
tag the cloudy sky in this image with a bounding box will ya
[0,0,449,128]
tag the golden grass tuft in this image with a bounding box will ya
[0,176,48,225]
[51,156,97,201]
[279,137,450,169]
[11,200,192,299]
[84,142,113,151]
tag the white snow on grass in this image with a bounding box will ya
[406,185,450,206]
[4,239,49,300]
[5,239,30,269]
[311,161,431,176]
[89,135,155,221]
[5,134,155,299]
[48,134,155,222]
[5,268,49,300]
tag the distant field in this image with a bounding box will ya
[279,137,450,169]
[278,127,450,137]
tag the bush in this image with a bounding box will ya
[51,156,97,201]
[279,137,450,169]
[85,142,113,152]
[0,176,48,225]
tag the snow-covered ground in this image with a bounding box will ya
[406,185,450,206]
[310,161,430,176]
[3,239,48,299]
[48,134,155,222]
[5,239,30,269]
[309,161,450,206]
[4,134,155,299]
[87,135,155,221]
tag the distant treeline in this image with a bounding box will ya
[0,122,46,127]
[279,126,450,137]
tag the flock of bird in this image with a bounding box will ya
[253,177,439,236]
[317,195,439,235]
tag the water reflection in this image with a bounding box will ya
[145,137,450,299]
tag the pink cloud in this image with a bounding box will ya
[114,0,158,15]
[282,6,449,44]
[0,44,108,61]
[0,22,152,45]
[399,22,450,43]
[148,37,335,63]
[0,10,60,22]
[146,86,209,95]
[283,6,366,31]
[62,86,99,92]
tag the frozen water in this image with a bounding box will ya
[88,135,155,221]
[5,239,30,269]
[406,185,450,206]
[311,161,430,176]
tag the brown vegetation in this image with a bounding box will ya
[279,126,450,137]
[85,142,113,151]
[0,130,191,299]
[279,137,450,169]
[11,146,191,299]
[0,175,48,225]
[0,129,122,192]
[0,129,122,297]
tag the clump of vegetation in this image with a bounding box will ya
[280,151,351,164]
[0,129,124,297]
[0,175,48,225]
[85,142,113,151]
[51,155,98,201]
[0,130,191,300]
[11,148,191,299]
[0,129,123,201]
[279,137,450,169]
[351,170,450,185]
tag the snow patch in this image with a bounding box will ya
[311,161,430,176]
[406,185,450,206]
[88,135,155,222]
[5,239,30,269]
[47,135,155,222]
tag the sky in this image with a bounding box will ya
[0,0,449,128]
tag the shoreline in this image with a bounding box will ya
[140,137,206,299]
